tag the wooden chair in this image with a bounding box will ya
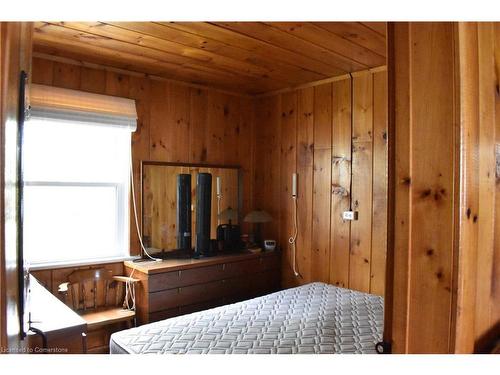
[58,268,139,332]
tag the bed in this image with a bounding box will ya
[110,282,384,354]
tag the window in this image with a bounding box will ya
[24,84,137,266]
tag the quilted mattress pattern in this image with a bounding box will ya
[110,282,383,354]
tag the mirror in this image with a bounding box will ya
[141,162,241,253]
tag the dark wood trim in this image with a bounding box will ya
[383,21,395,350]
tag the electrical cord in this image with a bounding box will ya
[288,196,301,278]
[129,157,161,262]
[125,155,162,311]
[217,194,222,226]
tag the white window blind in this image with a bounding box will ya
[24,84,137,266]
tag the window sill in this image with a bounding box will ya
[28,255,141,271]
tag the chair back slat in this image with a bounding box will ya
[63,268,118,312]
[104,280,109,306]
[70,284,77,310]
[80,283,85,311]
[115,282,124,307]
[93,280,97,310]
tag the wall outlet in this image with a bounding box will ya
[342,211,358,221]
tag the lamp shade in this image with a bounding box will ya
[218,207,238,222]
[243,210,272,223]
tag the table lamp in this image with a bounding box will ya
[243,210,272,247]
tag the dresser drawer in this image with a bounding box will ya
[223,258,261,278]
[259,253,280,271]
[149,263,225,292]
[149,307,180,322]
[223,269,280,299]
[223,254,280,279]
[149,279,226,312]
[179,298,224,315]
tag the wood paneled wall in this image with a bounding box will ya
[453,22,500,354]
[387,21,458,355]
[386,21,500,354]
[253,68,388,295]
[31,56,256,255]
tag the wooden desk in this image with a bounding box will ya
[125,250,281,324]
[26,275,87,354]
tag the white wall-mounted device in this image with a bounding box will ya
[342,211,359,221]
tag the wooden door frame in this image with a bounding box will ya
[382,21,396,354]
[0,21,32,351]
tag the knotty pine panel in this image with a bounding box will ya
[406,23,456,354]
[349,141,373,293]
[370,70,388,296]
[330,77,352,288]
[350,72,374,293]
[473,23,496,347]
[388,22,458,354]
[311,148,332,283]
[253,95,281,240]
[311,83,333,283]
[491,23,500,348]
[279,91,298,287]
[453,22,500,354]
[295,87,314,284]
[387,22,412,354]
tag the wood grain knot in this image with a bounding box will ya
[436,269,444,280]
[420,189,432,198]
[402,177,411,185]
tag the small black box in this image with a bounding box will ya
[216,224,244,252]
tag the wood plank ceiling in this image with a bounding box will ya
[32,22,386,95]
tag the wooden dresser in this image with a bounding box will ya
[124,250,280,325]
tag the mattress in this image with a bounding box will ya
[110,282,384,354]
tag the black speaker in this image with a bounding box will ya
[176,174,192,251]
[195,173,212,256]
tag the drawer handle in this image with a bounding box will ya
[178,270,182,277]
[178,287,182,294]
[222,264,226,271]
